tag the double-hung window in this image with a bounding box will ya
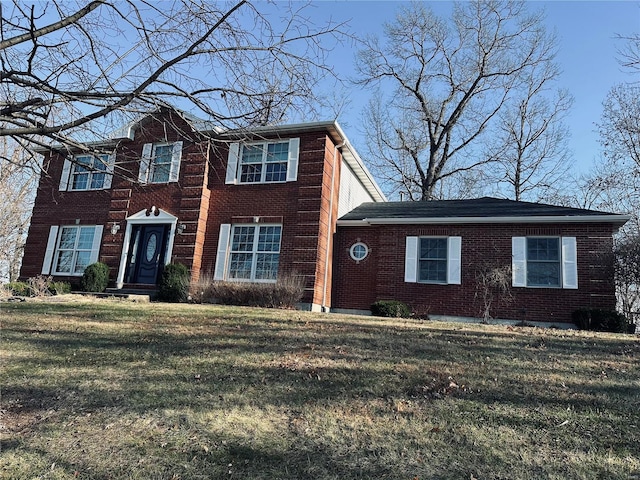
[214,224,282,282]
[225,138,300,184]
[419,238,448,283]
[71,154,109,190]
[238,142,289,183]
[526,238,560,287]
[41,225,103,276]
[138,141,183,184]
[512,237,577,289]
[59,154,114,191]
[405,236,462,285]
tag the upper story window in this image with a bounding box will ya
[512,236,577,289]
[138,141,183,184]
[405,236,462,285]
[59,154,114,191]
[225,138,299,185]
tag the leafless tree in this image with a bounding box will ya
[598,84,640,171]
[485,62,574,202]
[0,138,36,281]
[613,236,640,325]
[615,33,640,73]
[355,0,557,200]
[580,33,640,236]
[0,0,346,169]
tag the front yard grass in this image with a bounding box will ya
[1,298,639,479]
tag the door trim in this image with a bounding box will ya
[116,208,178,288]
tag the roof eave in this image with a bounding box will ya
[337,214,631,227]
[215,120,387,203]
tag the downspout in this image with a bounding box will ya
[321,140,344,312]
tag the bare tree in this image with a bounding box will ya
[0,0,346,168]
[598,84,640,171]
[355,0,557,200]
[0,138,36,282]
[582,33,640,235]
[615,33,640,72]
[486,62,574,202]
[613,236,640,326]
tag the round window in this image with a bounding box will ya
[349,242,369,262]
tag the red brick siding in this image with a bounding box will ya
[201,132,340,307]
[20,112,209,284]
[332,222,619,323]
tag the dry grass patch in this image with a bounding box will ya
[1,297,639,479]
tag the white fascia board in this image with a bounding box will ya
[337,214,631,226]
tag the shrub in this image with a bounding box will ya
[189,273,213,303]
[210,274,305,309]
[572,308,629,333]
[28,275,53,297]
[81,262,110,293]
[6,281,32,297]
[49,281,72,295]
[371,300,411,318]
[157,263,190,303]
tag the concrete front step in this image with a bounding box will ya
[100,287,157,302]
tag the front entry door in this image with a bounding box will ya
[126,224,169,284]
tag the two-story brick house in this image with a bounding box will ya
[21,109,384,311]
[21,109,629,325]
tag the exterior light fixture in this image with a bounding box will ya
[110,222,120,235]
[177,223,186,235]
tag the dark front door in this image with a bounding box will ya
[126,224,169,284]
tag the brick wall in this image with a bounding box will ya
[21,112,210,285]
[332,222,619,323]
[202,131,341,308]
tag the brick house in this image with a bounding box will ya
[333,198,628,325]
[21,110,385,311]
[21,110,628,325]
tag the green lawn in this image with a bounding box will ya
[1,298,639,479]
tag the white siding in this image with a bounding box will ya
[338,160,375,218]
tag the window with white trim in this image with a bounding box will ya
[349,242,369,262]
[225,138,299,185]
[512,236,577,289]
[138,141,182,184]
[59,154,114,191]
[527,237,560,286]
[227,224,282,281]
[405,236,462,285]
[49,225,103,275]
[419,238,448,283]
[71,154,109,190]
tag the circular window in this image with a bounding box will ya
[349,242,369,262]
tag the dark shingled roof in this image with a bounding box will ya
[339,197,627,223]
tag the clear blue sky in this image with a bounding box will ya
[312,1,640,176]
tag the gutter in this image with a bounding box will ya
[337,214,632,227]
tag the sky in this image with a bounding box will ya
[312,1,640,178]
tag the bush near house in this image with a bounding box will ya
[49,281,71,295]
[157,263,190,303]
[6,281,32,296]
[371,300,412,318]
[202,274,305,309]
[81,262,110,293]
[572,308,629,333]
